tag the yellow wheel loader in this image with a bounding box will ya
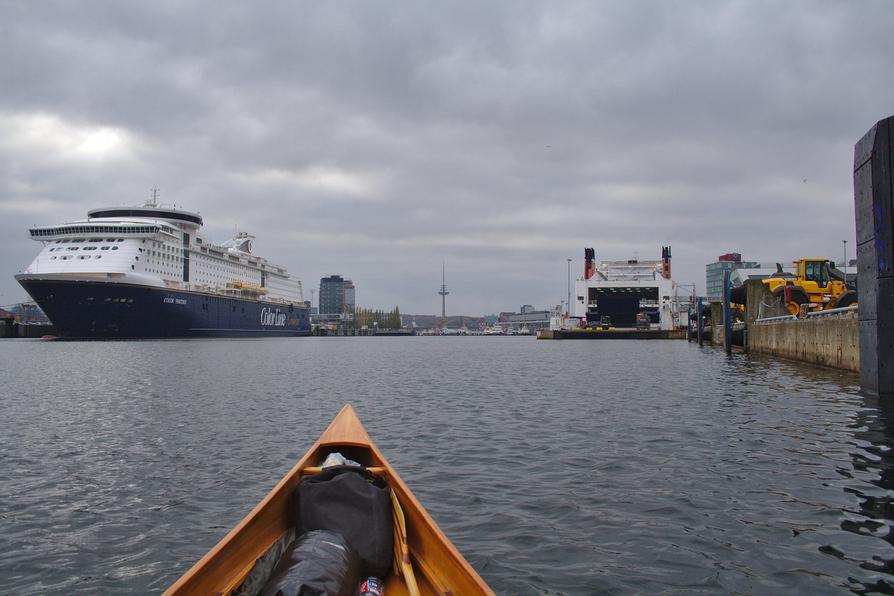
[762,258,857,317]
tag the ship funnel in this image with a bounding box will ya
[584,248,596,280]
[661,246,672,279]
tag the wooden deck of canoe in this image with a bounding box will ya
[165,404,493,595]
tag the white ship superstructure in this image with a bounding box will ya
[23,203,303,303]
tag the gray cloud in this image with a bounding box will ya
[2,1,892,313]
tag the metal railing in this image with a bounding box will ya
[755,314,798,323]
[755,305,858,323]
[806,305,858,317]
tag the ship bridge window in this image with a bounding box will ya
[90,238,103,242]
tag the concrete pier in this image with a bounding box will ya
[748,316,859,372]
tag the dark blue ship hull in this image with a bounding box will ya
[16,277,311,339]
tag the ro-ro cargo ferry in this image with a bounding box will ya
[15,198,311,338]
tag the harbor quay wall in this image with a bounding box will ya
[538,329,686,340]
[748,316,859,372]
[700,280,860,372]
[0,322,58,338]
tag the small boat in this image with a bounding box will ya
[165,404,493,595]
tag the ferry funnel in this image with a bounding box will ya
[661,246,672,279]
[584,248,596,280]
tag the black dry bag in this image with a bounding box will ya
[297,465,393,578]
[261,529,360,596]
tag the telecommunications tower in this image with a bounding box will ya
[438,262,449,320]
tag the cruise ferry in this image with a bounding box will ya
[15,198,311,338]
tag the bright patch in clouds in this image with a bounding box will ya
[242,166,385,198]
[0,112,134,161]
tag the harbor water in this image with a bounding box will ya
[1,337,892,594]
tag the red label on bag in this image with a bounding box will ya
[358,576,384,596]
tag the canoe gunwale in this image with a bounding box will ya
[164,404,493,595]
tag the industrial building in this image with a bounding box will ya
[499,305,551,331]
[705,253,760,300]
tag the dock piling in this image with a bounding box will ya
[697,297,704,347]
[854,115,894,397]
[723,270,732,354]
[687,304,692,343]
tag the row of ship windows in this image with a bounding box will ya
[45,238,285,274]
[51,255,103,260]
[50,246,120,252]
[195,254,256,273]
[55,238,126,243]
[33,226,157,236]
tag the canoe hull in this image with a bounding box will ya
[165,405,492,595]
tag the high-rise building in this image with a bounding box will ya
[705,253,760,300]
[319,275,355,316]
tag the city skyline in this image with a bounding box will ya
[3,3,893,313]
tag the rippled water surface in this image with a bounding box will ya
[1,337,893,594]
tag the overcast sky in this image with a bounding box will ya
[2,1,893,314]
